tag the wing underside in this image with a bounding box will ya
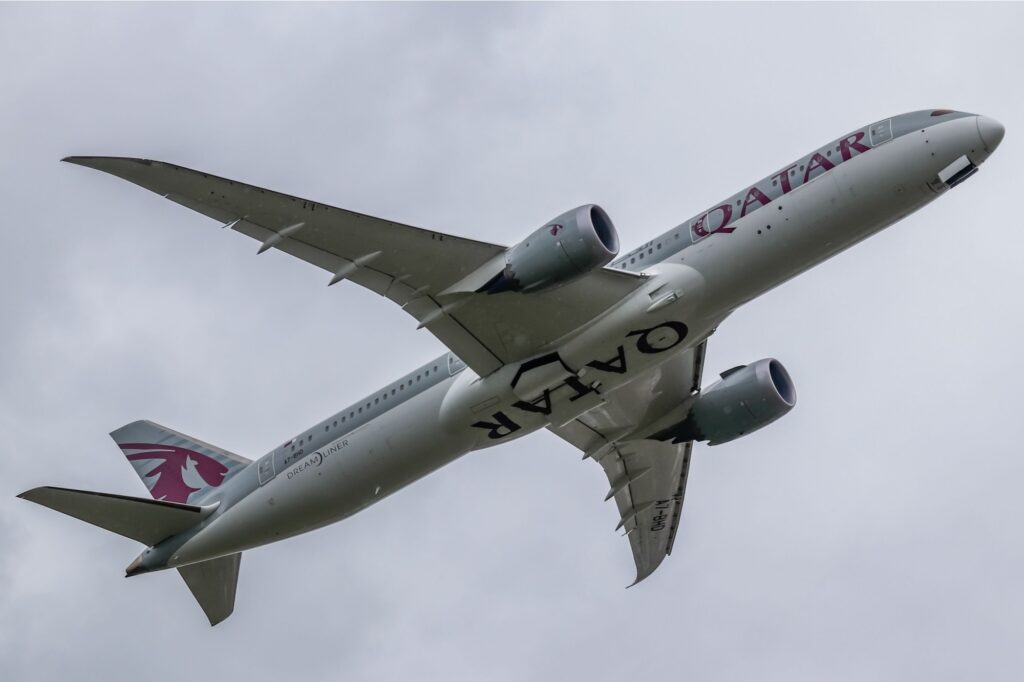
[549,341,706,584]
[65,156,645,376]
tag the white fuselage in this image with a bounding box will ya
[165,112,994,569]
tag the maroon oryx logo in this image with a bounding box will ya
[548,224,563,236]
[120,443,229,503]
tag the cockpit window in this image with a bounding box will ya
[931,109,955,117]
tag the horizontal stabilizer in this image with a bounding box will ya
[178,553,242,626]
[18,486,207,546]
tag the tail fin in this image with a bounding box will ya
[178,553,242,626]
[110,420,250,504]
[17,486,207,545]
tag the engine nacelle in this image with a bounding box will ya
[480,204,619,294]
[653,358,796,446]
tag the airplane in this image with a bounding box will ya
[19,109,1004,625]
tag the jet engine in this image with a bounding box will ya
[652,358,796,445]
[479,204,619,293]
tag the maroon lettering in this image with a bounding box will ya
[802,153,835,183]
[708,204,736,234]
[691,204,736,239]
[740,186,772,217]
[690,213,711,239]
[839,131,870,161]
[705,204,735,234]
[772,164,798,194]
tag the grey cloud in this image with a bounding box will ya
[2,3,1023,681]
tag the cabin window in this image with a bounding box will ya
[324,425,329,432]
[391,389,396,396]
[358,407,362,413]
[375,398,379,405]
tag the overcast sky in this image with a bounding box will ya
[3,3,1023,680]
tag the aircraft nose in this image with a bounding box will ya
[976,116,1005,153]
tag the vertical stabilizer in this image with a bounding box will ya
[110,420,250,504]
[178,553,242,626]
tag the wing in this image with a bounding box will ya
[549,341,707,585]
[65,157,645,376]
